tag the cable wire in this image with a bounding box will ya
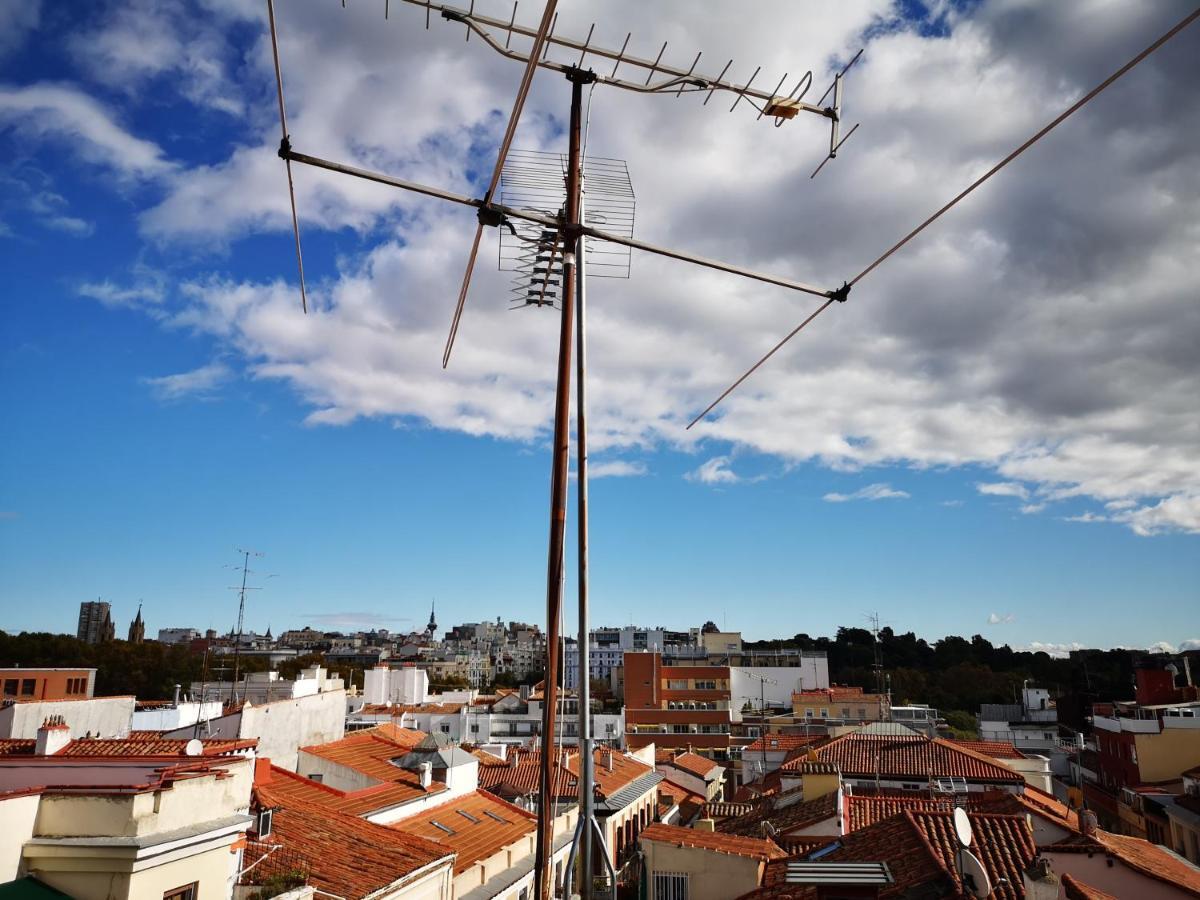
[266,0,308,314]
[688,5,1200,429]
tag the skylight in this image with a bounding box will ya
[457,809,481,823]
[484,810,510,824]
[431,820,455,835]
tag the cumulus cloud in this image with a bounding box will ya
[0,83,174,181]
[1019,641,1084,659]
[588,460,648,479]
[53,1,1200,536]
[987,612,1015,625]
[686,456,741,485]
[977,482,1030,501]
[141,361,231,401]
[824,483,910,503]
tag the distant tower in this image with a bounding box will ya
[426,601,437,638]
[77,599,114,645]
[127,603,145,644]
[265,624,273,643]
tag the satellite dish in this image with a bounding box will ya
[954,807,973,847]
[958,849,992,899]
[184,739,204,757]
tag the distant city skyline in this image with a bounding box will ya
[2,2,1197,655]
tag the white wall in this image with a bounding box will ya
[731,663,829,709]
[237,690,346,771]
[0,793,40,881]
[133,701,224,732]
[0,697,134,739]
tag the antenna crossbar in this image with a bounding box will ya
[283,147,832,300]
[396,0,830,120]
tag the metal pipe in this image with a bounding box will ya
[284,149,831,298]
[534,70,584,900]
[575,188,594,898]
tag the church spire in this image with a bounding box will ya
[426,600,437,636]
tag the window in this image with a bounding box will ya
[841,707,850,718]
[695,680,717,690]
[858,707,867,719]
[470,724,480,733]
[2,679,16,697]
[667,680,688,690]
[163,884,197,900]
[653,872,688,900]
[20,679,35,697]
[440,724,451,734]
[805,709,814,719]
[819,708,828,718]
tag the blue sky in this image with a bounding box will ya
[1,1,1197,652]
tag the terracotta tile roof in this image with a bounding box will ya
[1012,785,1079,831]
[0,740,35,757]
[744,735,825,753]
[641,822,787,862]
[844,789,988,832]
[299,730,432,785]
[661,751,722,779]
[792,686,868,701]
[355,722,430,747]
[702,800,757,820]
[718,789,838,838]
[467,747,509,768]
[742,809,1035,900]
[478,748,654,806]
[798,733,1023,784]
[253,785,452,897]
[260,762,444,815]
[59,737,257,757]
[657,782,706,824]
[948,739,1025,760]
[1062,872,1118,900]
[391,790,535,873]
[908,810,1035,900]
[1051,830,1200,896]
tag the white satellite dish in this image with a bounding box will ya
[184,738,204,757]
[958,848,992,899]
[954,807,973,847]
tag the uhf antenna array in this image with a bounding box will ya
[264,3,865,897]
[500,150,635,308]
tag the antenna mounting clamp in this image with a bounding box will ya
[828,281,851,303]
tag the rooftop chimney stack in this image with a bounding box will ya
[35,715,71,756]
[1022,857,1060,900]
[419,762,433,789]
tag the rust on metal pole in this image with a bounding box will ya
[535,68,588,900]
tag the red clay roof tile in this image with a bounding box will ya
[641,822,787,862]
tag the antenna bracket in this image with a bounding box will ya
[565,66,598,86]
[277,135,292,160]
[828,281,851,303]
[477,205,507,228]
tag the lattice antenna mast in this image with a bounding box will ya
[227,548,264,702]
[865,612,885,698]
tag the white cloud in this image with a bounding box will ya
[1180,639,1200,652]
[686,456,741,485]
[824,483,910,503]
[78,266,166,310]
[141,361,231,401]
[1018,641,1084,659]
[941,499,964,507]
[987,612,1015,624]
[1020,503,1046,515]
[977,482,1030,501]
[0,83,173,180]
[0,1,40,61]
[588,460,648,479]
[54,2,1200,537]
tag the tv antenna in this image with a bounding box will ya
[263,3,865,897]
[864,612,889,698]
[226,548,264,701]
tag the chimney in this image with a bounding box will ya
[35,716,71,755]
[606,751,614,772]
[419,762,433,789]
[173,684,181,705]
[1022,858,1059,900]
[1081,810,1098,837]
[693,818,715,832]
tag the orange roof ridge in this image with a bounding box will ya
[641,822,788,862]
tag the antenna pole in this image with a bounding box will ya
[230,549,250,702]
[536,67,590,900]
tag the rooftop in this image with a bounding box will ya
[257,762,445,815]
[0,757,236,798]
[718,789,838,839]
[948,739,1025,760]
[661,751,722,779]
[390,790,536,873]
[251,787,451,897]
[790,732,1023,785]
[1050,830,1200,896]
[641,822,787,862]
[744,735,826,753]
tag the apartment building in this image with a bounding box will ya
[623,653,738,762]
[0,668,95,703]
